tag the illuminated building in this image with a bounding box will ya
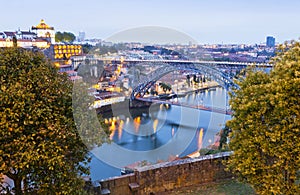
[0,33,49,48]
[31,19,55,44]
[92,93,125,108]
[51,44,83,61]
[50,44,84,81]
[0,19,55,48]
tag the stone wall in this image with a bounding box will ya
[99,152,233,195]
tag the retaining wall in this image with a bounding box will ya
[99,152,233,195]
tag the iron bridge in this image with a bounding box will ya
[130,62,239,101]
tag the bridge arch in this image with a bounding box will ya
[130,62,238,100]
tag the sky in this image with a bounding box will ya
[1,0,300,44]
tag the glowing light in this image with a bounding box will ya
[109,121,116,140]
[160,104,163,110]
[118,120,124,140]
[133,117,141,133]
[165,104,169,109]
[104,118,109,124]
[120,56,124,63]
[153,119,158,133]
[54,62,60,67]
[197,128,204,150]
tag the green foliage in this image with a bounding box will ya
[159,82,172,93]
[72,80,110,150]
[218,125,231,150]
[0,48,88,194]
[12,36,17,47]
[199,148,229,156]
[82,44,94,54]
[226,41,300,195]
[173,180,255,195]
[55,31,76,43]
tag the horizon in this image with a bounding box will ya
[1,0,300,44]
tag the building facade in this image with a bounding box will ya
[31,19,55,44]
[0,19,56,48]
[266,36,275,47]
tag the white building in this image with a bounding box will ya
[31,19,55,44]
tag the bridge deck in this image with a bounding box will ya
[95,58,272,68]
[135,97,232,115]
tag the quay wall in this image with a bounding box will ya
[99,152,233,195]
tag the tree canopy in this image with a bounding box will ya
[0,48,90,194]
[159,82,172,94]
[226,41,300,195]
[55,31,76,43]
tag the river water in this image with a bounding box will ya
[90,87,231,181]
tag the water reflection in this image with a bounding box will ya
[133,116,141,133]
[197,128,204,150]
[118,120,124,140]
[90,87,231,181]
[153,119,158,133]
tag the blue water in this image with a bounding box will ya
[90,87,231,181]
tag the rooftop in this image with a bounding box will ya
[32,19,54,30]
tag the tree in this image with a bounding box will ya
[159,82,172,94]
[0,48,94,194]
[55,31,63,43]
[12,36,17,47]
[226,41,300,195]
[55,31,76,43]
[218,125,231,150]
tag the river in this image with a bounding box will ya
[89,87,231,181]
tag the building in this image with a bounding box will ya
[78,31,85,42]
[0,19,55,48]
[266,36,275,47]
[15,28,37,40]
[0,30,49,49]
[31,19,55,44]
[58,64,82,81]
[50,44,83,61]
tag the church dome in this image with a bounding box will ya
[32,19,54,30]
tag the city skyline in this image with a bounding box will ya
[2,0,300,44]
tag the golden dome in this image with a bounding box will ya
[32,19,54,30]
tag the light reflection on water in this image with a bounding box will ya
[90,87,231,181]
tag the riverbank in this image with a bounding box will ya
[96,81,220,115]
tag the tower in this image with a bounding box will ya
[78,31,85,42]
[32,19,55,44]
[266,36,275,47]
